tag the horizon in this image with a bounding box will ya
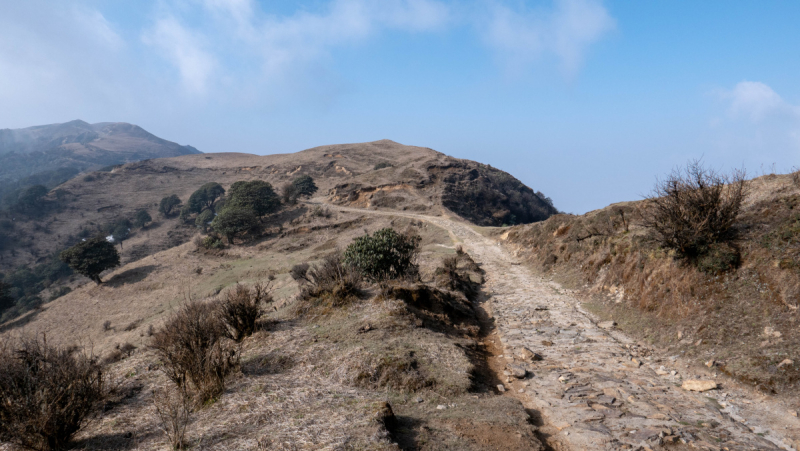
[2,0,799,214]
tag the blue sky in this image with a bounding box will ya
[1,0,799,213]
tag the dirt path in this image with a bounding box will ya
[326,204,800,450]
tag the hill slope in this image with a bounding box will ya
[0,119,201,184]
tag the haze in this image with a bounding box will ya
[2,0,798,213]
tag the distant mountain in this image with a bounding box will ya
[0,120,201,184]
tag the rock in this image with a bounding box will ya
[598,321,616,329]
[629,358,642,367]
[358,323,372,333]
[534,305,548,311]
[705,360,715,368]
[558,375,570,383]
[497,384,506,393]
[790,410,797,417]
[777,359,794,368]
[415,397,424,403]
[681,380,718,392]
[374,401,395,428]
[655,366,669,376]
[516,347,543,362]
[508,364,528,379]
[662,435,679,444]
[436,405,447,410]
[764,326,782,338]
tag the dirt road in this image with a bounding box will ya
[327,203,800,451]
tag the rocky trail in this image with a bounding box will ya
[327,204,800,450]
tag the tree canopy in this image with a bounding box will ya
[186,182,225,215]
[211,208,260,243]
[292,175,318,197]
[59,237,120,284]
[225,180,281,218]
[343,228,420,282]
[159,194,181,216]
[133,209,152,229]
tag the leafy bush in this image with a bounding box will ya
[211,207,260,243]
[159,194,182,217]
[151,302,239,404]
[200,234,224,250]
[282,175,318,204]
[59,236,120,284]
[0,336,105,451]
[642,160,747,261]
[298,254,363,307]
[343,228,420,282]
[185,182,225,216]
[696,242,741,274]
[225,181,281,218]
[374,162,392,170]
[133,209,152,229]
[195,209,214,231]
[218,283,272,342]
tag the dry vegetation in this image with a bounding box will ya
[1,204,541,450]
[501,169,800,395]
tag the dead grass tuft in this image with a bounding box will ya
[218,283,273,342]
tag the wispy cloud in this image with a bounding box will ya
[482,0,615,76]
[142,16,217,94]
[723,81,800,122]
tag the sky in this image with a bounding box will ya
[1,0,799,214]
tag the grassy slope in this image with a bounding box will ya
[499,173,800,395]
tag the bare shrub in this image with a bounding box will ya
[642,160,747,260]
[218,283,273,342]
[103,320,112,331]
[151,302,239,404]
[298,253,363,308]
[289,263,310,283]
[153,385,193,450]
[0,335,105,451]
[792,166,800,187]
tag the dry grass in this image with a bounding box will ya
[502,172,800,394]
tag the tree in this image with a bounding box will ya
[195,209,215,232]
[343,228,420,282]
[60,236,120,284]
[159,194,181,217]
[11,185,48,215]
[281,182,300,204]
[0,281,14,315]
[133,209,152,229]
[226,180,281,218]
[292,175,318,197]
[186,183,225,215]
[211,208,259,243]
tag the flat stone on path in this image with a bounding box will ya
[598,321,616,329]
[681,380,718,392]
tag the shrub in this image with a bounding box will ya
[0,335,105,451]
[133,209,152,229]
[59,236,120,284]
[151,301,239,404]
[343,228,421,282]
[211,207,260,243]
[696,242,741,274]
[225,181,281,218]
[298,254,363,307]
[218,283,273,342]
[201,234,224,250]
[186,183,225,215]
[374,162,392,170]
[289,263,310,283]
[0,281,14,315]
[195,209,214,231]
[159,194,182,217]
[153,386,192,450]
[642,160,747,260]
[282,175,318,204]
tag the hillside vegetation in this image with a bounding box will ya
[500,170,800,395]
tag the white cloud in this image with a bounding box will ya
[142,16,217,94]
[483,0,615,76]
[724,81,799,122]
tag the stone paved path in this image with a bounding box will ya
[328,204,800,450]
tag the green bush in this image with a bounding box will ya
[201,235,225,249]
[186,183,225,215]
[159,194,181,217]
[696,242,740,274]
[195,209,215,231]
[59,236,120,284]
[133,209,152,229]
[211,207,260,243]
[343,228,420,282]
[225,180,280,218]
[374,162,393,170]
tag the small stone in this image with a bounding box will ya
[695,339,703,346]
[518,389,525,393]
[558,375,569,383]
[655,366,669,376]
[508,364,527,379]
[598,321,616,329]
[663,435,679,444]
[436,405,446,410]
[415,397,424,403]
[629,358,642,367]
[542,340,554,346]
[677,331,683,339]
[790,410,797,417]
[497,384,506,393]
[670,370,677,376]
[681,380,718,392]
[777,359,794,368]
[516,347,543,362]
[705,360,715,368]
